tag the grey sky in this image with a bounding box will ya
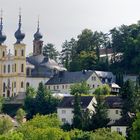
[1,0,140,55]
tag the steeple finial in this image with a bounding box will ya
[18,7,21,29]
[0,9,6,45]
[37,15,40,31]
[0,9,3,31]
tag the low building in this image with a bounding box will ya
[46,70,117,94]
[46,71,102,94]
[57,96,96,124]
[104,96,123,121]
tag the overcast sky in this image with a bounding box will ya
[1,0,140,55]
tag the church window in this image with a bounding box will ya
[3,65,6,73]
[21,64,24,72]
[21,81,24,88]
[2,51,5,57]
[3,83,5,92]
[8,65,10,73]
[15,50,17,56]
[15,64,16,72]
[21,50,24,56]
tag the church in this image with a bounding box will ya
[0,12,66,98]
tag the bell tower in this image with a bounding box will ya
[33,18,43,56]
[14,9,26,95]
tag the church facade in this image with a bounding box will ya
[0,13,66,98]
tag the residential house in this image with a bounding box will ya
[46,70,102,94]
[57,96,96,124]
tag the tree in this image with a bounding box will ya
[90,94,109,130]
[16,108,26,124]
[121,80,135,115]
[72,93,83,129]
[0,115,14,134]
[70,81,90,95]
[0,131,23,140]
[94,84,111,95]
[130,112,140,140]
[43,43,59,61]
[0,96,4,113]
[24,82,60,118]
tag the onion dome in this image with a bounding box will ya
[14,10,25,44]
[34,18,43,40]
[0,10,6,45]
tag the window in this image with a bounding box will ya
[92,76,96,81]
[3,65,6,73]
[15,50,17,56]
[65,85,68,89]
[8,65,10,73]
[62,118,66,123]
[26,82,30,88]
[15,64,16,72]
[2,51,5,57]
[21,81,24,88]
[3,83,5,92]
[21,50,24,56]
[117,127,121,132]
[14,82,16,88]
[48,85,50,90]
[53,86,55,90]
[93,84,95,88]
[26,68,30,76]
[21,64,24,72]
[62,110,66,114]
[116,110,119,114]
[62,85,64,89]
[57,85,59,89]
[3,94,5,97]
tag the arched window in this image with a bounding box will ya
[21,81,24,88]
[3,83,5,92]
[21,64,24,72]
[15,50,17,56]
[21,50,24,56]
[15,64,16,72]
[2,51,5,57]
[8,64,10,73]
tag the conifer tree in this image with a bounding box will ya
[72,93,83,129]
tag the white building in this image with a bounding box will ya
[46,70,118,94]
[105,96,130,137]
[57,96,96,124]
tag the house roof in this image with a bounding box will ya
[57,96,94,108]
[104,96,123,109]
[46,71,94,85]
[95,71,114,79]
[26,54,66,78]
[107,114,131,126]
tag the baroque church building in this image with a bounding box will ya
[0,13,66,98]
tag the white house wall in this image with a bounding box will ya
[57,108,74,124]
[108,109,122,121]
[26,77,49,90]
[111,126,127,137]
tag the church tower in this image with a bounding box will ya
[13,9,26,95]
[33,18,43,55]
[0,9,7,95]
